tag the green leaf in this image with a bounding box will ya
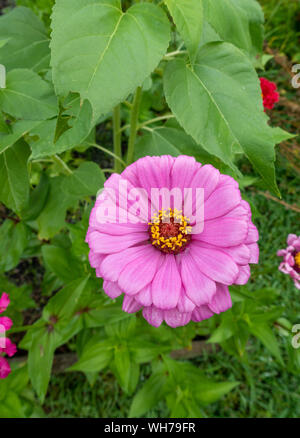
[69,339,113,373]
[63,161,105,198]
[51,0,170,120]
[0,6,50,72]
[113,345,132,393]
[0,140,30,213]
[203,0,252,54]
[42,245,85,283]
[28,99,94,159]
[21,173,50,221]
[164,42,284,195]
[208,314,236,344]
[28,327,56,403]
[0,220,28,273]
[165,0,203,62]
[195,380,240,405]
[37,162,105,239]
[249,322,284,365]
[0,120,39,155]
[129,372,167,417]
[0,392,25,418]
[43,277,89,321]
[0,69,58,120]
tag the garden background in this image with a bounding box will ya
[0,0,299,418]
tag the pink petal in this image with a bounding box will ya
[195,217,249,247]
[87,231,148,254]
[0,293,10,314]
[88,250,105,269]
[235,265,251,285]
[152,255,181,310]
[103,280,122,299]
[190,244,239,285]
[0,317,13,332]
[180,252,216,306]
[171,155,197,191]
[135,284,152,307]
[287,234,297,246]
[118,247,162,296]
[100,246,150,282]
[0,357,11,379]
[142,306,164,327]
[192,305,214,322]
[221,244,251,265]
[122,296,142,313]
[208,284,232,314]
[204,186,241,220]
[248,243,259,264]
[177,289,195,313]
[245,223,259,244]
[164,309,192,328]
[192,164,220,201]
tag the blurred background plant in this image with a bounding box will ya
[0,0,299,418]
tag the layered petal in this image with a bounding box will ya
[152,255,181,310]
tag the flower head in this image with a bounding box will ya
[86,155,259,328]
[0,316,13,332]
[0,293,10,314]
[260,77,279,111]
[277,234,300,289]
[0,356,11,379]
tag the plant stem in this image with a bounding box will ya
[113,105,122,173]
[127,86,142,165]
[52,154,73,175]
[138,114,174,129]
[88,143,127,168]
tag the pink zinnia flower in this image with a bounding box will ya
[0,316,13,332]
[260,77,279,111]
[0,338,17,357]
[0,356,11,379]
[86,155,259,328]
[0,293,10,313]
[277,234,300,289]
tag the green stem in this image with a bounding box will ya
[88,143,127,168]
[127,86,142,165]
[113,105,122,173]
[8,322,45,334]
[138,114,174,129]
[52,154,73,175]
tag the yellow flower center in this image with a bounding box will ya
[295,252,300,269]
[148,208,192,255]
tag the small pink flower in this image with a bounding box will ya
[0,356,11,379]
[0,293,10,314]
[0,316,13,332]
[0,338,17,357]
[86,155,259,328]
[277,234,300,289]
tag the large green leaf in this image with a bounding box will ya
[0,7,50,72]
[165,0,203,62]
[42,245,85,283]
[69,339,113,373]
[0,69,58,120]
[50,0,170,120]
[249,322,284,365]
[203,0,252,55]
[0,140,30,213]
[164,42,292,195]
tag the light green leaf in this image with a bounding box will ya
[42,245,85,283]
[0,120,39,154]
[0,69,58,120]
[249,322,284,365]
[129,372,167,417]
[69,339,113,373]
[195,380,240,405]
[21,173,50,221]
[164,42,285,195]
[165,0,203,62]
[0,140,30,213]
[51,0,170,120]
[63,161,105,198]
[0,220,28,273]
[0,6,50,72]
[28,327,56,403]
[135,127,181,159]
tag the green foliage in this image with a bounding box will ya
[0,0,297,419]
